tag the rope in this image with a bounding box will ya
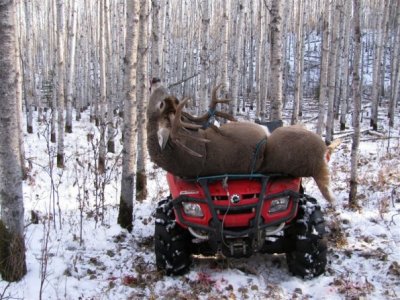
[203,108,216,129]
[250,138,267,175]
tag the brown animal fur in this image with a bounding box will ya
[147,87,268,178]
[260,125,340,204]
[147,87,339,204]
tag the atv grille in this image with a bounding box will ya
[217,207,255,215]
[211,193,260,201]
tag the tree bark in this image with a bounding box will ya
[230,1,244,117]
[150,0,161,81]
[65,0,78,133]
[325,2,339,143]
[118,0,140,232]
[106,0,116,153]
[199,0,210,113]
[292,0,305,125]
[389,1,400,127]
[370,0,389,131]
[220,0,230,103]
[269,0,283,121]
[349,0,362,209]
[316,0,330,136]
[340,0,352,131]
[0,0,27,281]
[22,0,34,134]
[56,0,65,168]
[98,0,107,173]
[136,0,150,202]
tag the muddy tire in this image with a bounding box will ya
[154,197,192,275]
[285,195,327,279]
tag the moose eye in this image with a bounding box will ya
[159,101,165,110]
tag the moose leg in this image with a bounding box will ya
[313,163,335,205]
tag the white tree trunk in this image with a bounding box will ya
[65,0,77,133]
[269,0,283,121]
[199,0,210,113]
[162,0,171,84]
[56,0,65,168]
[118,0,140,232]
[316,0,330,135]
[220,0,230,98]
[257,0,270,122]
[370,0,389,131]
[0,0,27,281]
[255,0,264,120]
[98,0,107,173]
[325,2,339,143]
[151,0,161,81]
[292,0,305,125]
[339,0,352,131]
[230,1,244,117]
[349,0,362,208]
[389,1,400,127]
[106,0,116,153]
[22,0,34,133]
[136,0,150,202]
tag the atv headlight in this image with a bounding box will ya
[269,196,290,213]
[182,202,204,217]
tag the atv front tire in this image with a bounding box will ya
[154,197,192,275]
[285,195,327,278]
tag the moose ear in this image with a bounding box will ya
[157,127,170,150]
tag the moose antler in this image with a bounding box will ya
[169,98,210,158]
[181,83,237,124]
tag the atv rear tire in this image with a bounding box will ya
[154,197,192,275]
[285,195,327,278]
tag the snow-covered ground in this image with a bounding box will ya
[1,105,400,300]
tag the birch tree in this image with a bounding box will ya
[15,0,27,179]
[339,0,352,131]
[199,0,210,113]
[118,0,140,232]
[106,0,116,153]
[136,0,150,201]
[220,0,230,101]
[22,0,34,133]
[50,0,57,143]
[257,0,270,122]
[150,0,161,80]
[98,0,108,173]
[389,1,400,128]
[292,0,305,125]
[0,0,27,281]
[65,0,77,133]
[56,0,65,168]
[269,0,283,121]
[316,0,330,136]
[370,0,389,131]
[230,1,244,117]
[349,0,362,208]
[325,2,340,143]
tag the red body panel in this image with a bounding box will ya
[167,173,301,229]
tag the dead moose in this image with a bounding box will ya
[146,84,339,204]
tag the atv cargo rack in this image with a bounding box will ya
[168,173,302,253]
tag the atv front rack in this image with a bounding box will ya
[170,173,302,256]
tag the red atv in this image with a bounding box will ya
[154,172,327,278]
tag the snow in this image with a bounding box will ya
[1,108,400,300]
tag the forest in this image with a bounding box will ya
[0,0,399,299]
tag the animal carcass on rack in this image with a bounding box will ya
[146,85,339,204]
